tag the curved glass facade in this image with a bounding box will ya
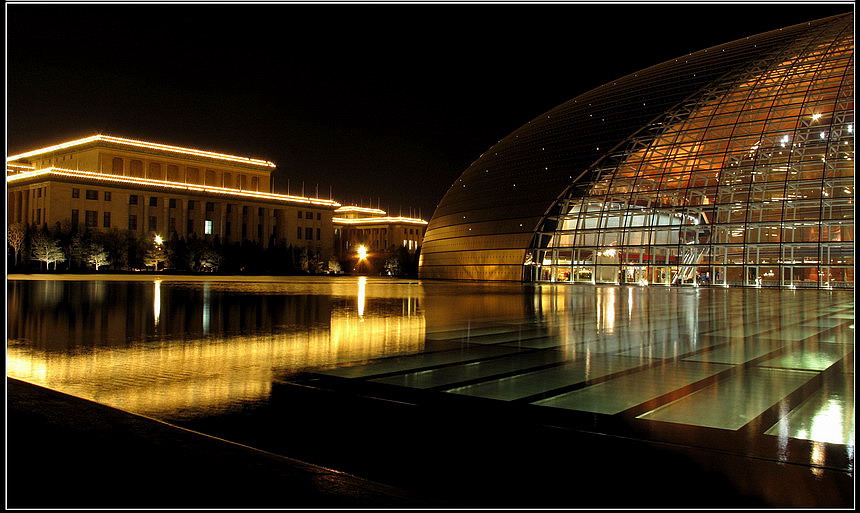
[420,14,853,288]
[529,18,853,289]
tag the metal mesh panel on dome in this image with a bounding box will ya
[529,16,853,289]
[420,14,853,283]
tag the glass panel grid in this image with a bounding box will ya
[532,22,854,289]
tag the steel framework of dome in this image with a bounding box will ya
[419,14,854,289]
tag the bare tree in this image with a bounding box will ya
[384,255,401,277]
[7,223,25,266]
[327,256,342,274]
[86,242,111,270]
[31,232,66,270]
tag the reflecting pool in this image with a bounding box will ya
[7,275,854,470]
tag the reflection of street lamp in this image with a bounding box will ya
[357,276,366,317]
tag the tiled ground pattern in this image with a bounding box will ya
[320,290,854,448]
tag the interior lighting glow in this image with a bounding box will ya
[7,135,276,168]
[811,113,823,121]
[7,167,340,207]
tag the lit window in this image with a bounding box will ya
[205,220,213,235]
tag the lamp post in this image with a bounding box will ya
[153,234,164,271]
[354,244,368,275]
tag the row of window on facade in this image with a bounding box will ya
[68,209,111,229]
[68,208,322,241]
[109,157,264,191]
[73,189,324,221]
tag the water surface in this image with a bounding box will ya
[8,275,854,467]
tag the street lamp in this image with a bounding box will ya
[153,234,164,272]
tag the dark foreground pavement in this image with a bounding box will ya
[6,378,424,509]
[8,375,853,509]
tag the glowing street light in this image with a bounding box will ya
[357,244,368,261]
[154,234,164,246]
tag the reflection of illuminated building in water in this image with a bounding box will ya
[6,278,425,418]
[420,14,853,289]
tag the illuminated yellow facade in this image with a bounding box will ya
[333,205,428,258]
[7,135,338,254]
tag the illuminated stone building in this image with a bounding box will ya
[6,135,339,256]
[333,205,428,258]
[420,14,853,288]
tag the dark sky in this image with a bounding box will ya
[7,2,853,218]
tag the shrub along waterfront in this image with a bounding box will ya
[7,222,420,277]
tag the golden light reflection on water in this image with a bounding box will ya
[6,275,855,451]
[8,314,426,419]
[797,398,853,446]
[7,277,425,419]
[357,276,366,317]
[810,441,826,477]
[153,279,161,328]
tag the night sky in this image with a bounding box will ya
[7,3,852,219]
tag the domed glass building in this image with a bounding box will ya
[420,14,853,289]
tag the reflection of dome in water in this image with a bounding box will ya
[420,14,854,289]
